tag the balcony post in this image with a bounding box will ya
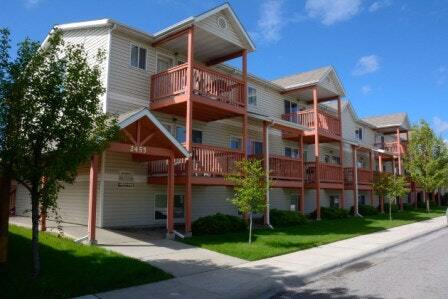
[300,134,305,215]
[352,145,359,215]
[166,154,175,238]
[242,50,248,158]
[369,149,374,206]
[396,128,402,175]
[88,155,99,244]
[184,26,194,234]
[313,87,321,220]
[337,97,344,209]
[379,154,384,213]
[262,121,270,225]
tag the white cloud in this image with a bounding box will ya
[255,0,285,43]
[361,85,372,94]
[435,66,447,85]
[369,0,392,12]
[305,0,362,25]
[353,55,380,76]
[433,117,448,134]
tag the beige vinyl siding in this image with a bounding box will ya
[15,185,31,217]
[191,186,238,220]
[196,11,244,48]
[61,27,110,110]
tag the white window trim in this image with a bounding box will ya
[156,52,175,73]
[129,42,148,72]
[154,193,185,222]
[248,86,257,107]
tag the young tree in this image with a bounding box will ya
[386,175,409,220]
[0,29,119,276]
[226,159,269,244]
[405,120,448,213]
[373,172,390,214]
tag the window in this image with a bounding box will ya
[330,196,339,208]
[290,194,297,211]
[157,55,173,72]
[250,141,263,155]
[130,44,147,70]
[355,127,363,140]
[230,137,242,150]
[358,195,366,205]
[175,126,202,144]
[154,194,184,221]
[248,87,257,106]
[285,147,299,158]
[284,100,298,114]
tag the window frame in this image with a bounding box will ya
[355,127,363,141]
[249,139,263,155]
[284,146,300,159]
[248,86,257,107]
[129,43,147,71]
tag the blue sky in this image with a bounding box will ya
[2,0,447,139]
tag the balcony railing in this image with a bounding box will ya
[148,144,244,178]
[282,108,341,137]
[374,141,407,155]
[150,63,245,109]
[250,154,303,180]
[344,167,372,186]
[305,162,343,184]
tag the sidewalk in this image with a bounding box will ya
[85,216,447,299]
[9,216,245,277]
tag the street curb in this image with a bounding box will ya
[249,220,448,299]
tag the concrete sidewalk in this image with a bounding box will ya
[87,216,447,299]
[9,216,245,277]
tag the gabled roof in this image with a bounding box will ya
[271,66,345,97]
[118,108,189,158]
[153,3,255,52]
[362,112,410,131]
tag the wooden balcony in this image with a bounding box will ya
[304,162,343,188]
[282,108,341,141]
[344,167,373,190]
[374,141,407,155]
[250,154,303,181]
[148,144,244,185]
[150,63,246,122]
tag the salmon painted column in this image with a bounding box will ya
[337,97,344,209]
[166,154,175,238]
[262,121,268,224]
[396,128,404,210]
[242,49,248,158]
[378,154,384,213]
[300,134,305,215]
[184,26,194,234]
[351,145,358,213]
[369,149,374,206]
[88,155,99,244]
[313,87,321,220]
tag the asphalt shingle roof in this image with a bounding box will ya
[271,66,332,89]
[361,112,408,128]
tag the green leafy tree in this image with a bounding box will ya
[0,29,119,276]
[373,172,390,214]
[386,175,409,220]
[226,159,269,244]
[405,120,448,213]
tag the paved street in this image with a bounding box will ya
[271,229,448,299]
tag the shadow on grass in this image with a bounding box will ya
[0,226,172,299]
[184,208,446,260]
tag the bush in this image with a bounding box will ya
[402,203,414,211]
[269,209,308,227]
[382,203,399,213]
[351,204,379,216]
[192,213,246,235]
[310,207,350,220]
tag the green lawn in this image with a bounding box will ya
[0,225,172,299]
[184,207,446,261]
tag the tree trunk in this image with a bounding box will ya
[248,212,252,245]
[30,182,40,277]
[389,199,392,221]
[380,196,385,214]
[0,176,12,266]
[424,191,429,213]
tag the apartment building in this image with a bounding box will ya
[12,4,416,241]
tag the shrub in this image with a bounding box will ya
[192,213,246,235]
[310,207,350,220]
[351,204,379,216]
[382,203,399,213]
[402,203,414,211]
[269,209,308,227]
